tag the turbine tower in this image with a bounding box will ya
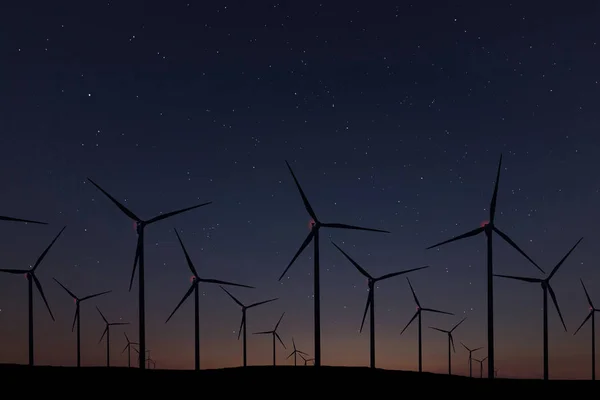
[574,278,599,380]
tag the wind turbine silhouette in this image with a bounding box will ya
[87,178,211,368]
[400,277,453,372]
[254,312,286,366]
[122,332,139,368]
[299,353,314,366]
[286,337,309,366]
[97,306,129,367]
[473,356,488,378]
[574,278,599,380]
[331,240,428,368]
[494,237,582,381]
[133,347,150,367]
[165,228,253,371]
[220,286,278,367]
[425,154,543,379]
[53,278,111,367]
[278,160,389,367]
[429,317,466,375]
[460,342,483,378]
[0,226,65,366]
[0,214,47,225]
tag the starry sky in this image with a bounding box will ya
[0,0,599,380]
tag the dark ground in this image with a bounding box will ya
[0,363,591,391]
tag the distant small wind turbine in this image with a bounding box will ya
[473,356,488,378]
[426,154,543,379]
[165,228,253,371]
[429,317,467,375]
[0,214,47,225]
[460,342,483,378]
[254,312,286,366]
[279,160,390,366]
[220,286,278,367]
[331,240,428,368]
[400,277,453,372]
[299,353,314,366]
[574,278,599,380]
[286,337,309,366]
[97,306,129,367]
[122,332,139,368]
[494,237,582,380]
[0,226,65,366]
[87,178,211,368]
[53,278,111,367]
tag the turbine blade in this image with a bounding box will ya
[472,347,483,352]
[237,314,244,340]
[248,298,278,308]
[87,178,141,221]
[292,337,296,350]
[573,312,592,336]
[489,154,502,224]
[279,230,315,281]
[81,290,112,301]
[359,293,372,333]
[124,332,130,343]
[274,312,285,331]
[253,331,272,335]
[220,286,244,307]
[33,274,54,321]
[198,278,254,289]
[548,237,583,280]
[426,226,484,250]
[450,334,456,353]
[421,308,454,315]
[173,228,199,277]
[128,234,141,292]
[460,342,470,352]
[451,317,467,332]
[429,326,448,333]
[580,279,594,309]
[165,284,195,323]
[298,350,309,356]
[53,278,78,299]
[493,273,541,283]
[122,343,129,354]
[406,278,420,308]
[547,284,567,332]
[286,352,294,359]
[111,322,130,326]
[32,226,66,271]
[400,311,419,335]
[493,227,544,273]
[146,202,212,225]
[321,222,390,234]
[377,266,429,281]
[275,332,286,349]
[99,326,108,343]
[0,268,28,274]
[330,240,372,279]
[285,160,317,221]
[0,215,48,225]
[71,307,79,332]
[96,306,108,323]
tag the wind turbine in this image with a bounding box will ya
[460,342,483,378]
[429,317,466,375]
[473,356,488,378]
[87,178,211,368]
[573,278,599,380]
[425,154,543,379]
[220,286,278,367]
[0,214,47,225]
[53,278,111,367]
[494,237,582,380]
[253,312,286,366]
[400,277,453,372]
[299,353,314,366]
[286,337,309,366]
[278,160,390,367]
[331,240,428,368]
[147,358,156,369]
[122,332,139,368]
[97,306,129,367]
[0,226,65,366]
[165,228,253,371]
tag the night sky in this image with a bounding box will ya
[0,1,599,380]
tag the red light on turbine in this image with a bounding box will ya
[190,275,196,283]
[590,306,594,311]
[133,221,138,231]
[24,273,28,280]
[308,218,316,230]
[480,220,489,227]
[73,298,77,304]
[416,306,420,311]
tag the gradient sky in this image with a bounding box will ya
[0,0,599,380]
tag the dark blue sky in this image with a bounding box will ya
[0,0,599,379]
